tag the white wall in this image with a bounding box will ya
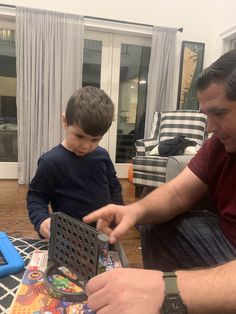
[0,0,223,64]
[217,0,236,32]
[1,0,235,102]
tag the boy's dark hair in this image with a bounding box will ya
[196,49,236,101]
[65,86,114,136]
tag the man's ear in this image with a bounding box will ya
[62,113,67,129]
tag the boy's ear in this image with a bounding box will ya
[62,113,67,129]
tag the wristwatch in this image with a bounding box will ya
[160,272,188,314]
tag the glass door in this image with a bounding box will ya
[83,31,113,152]
[108,34,151,177]
[0,27,17,179]
[83,32,151,177]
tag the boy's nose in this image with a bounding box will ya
[80,140,91,150]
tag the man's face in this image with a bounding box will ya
[198,83,236,153]
[64,123,103,156]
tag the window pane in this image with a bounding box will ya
[82,39,102,88]
[116,44,150,163]
[0,29,17,162]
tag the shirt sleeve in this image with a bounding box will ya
[27,157,55,234]
[188,139,210,185]
[106,155,124,205]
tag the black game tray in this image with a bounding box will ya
[44,212,128,301]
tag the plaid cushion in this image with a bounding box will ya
[133,155,168,187]
[159,111,207,145]
[133,155,168,173]
[136,138,159,156]
[133,171,166,187]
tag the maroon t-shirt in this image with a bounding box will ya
[188,135,236,246]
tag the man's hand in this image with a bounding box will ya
[83,203,138,244]
[39,217,51,239]
[86,268,164,314]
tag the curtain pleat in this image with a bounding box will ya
[16,7,84,184]
[144,26,177,137]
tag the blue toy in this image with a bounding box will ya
[0,232,25,277]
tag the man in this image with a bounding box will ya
[83,50,236,313]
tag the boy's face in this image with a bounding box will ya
[63,122,103,156]
[198,83,236,153]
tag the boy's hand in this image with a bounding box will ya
[39,217,51,239]
[86,268,164,314]
[83,203,137,244]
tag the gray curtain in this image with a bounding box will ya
[16,7,84,184]
[144,26,177,137]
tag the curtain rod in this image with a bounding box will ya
[0,3,14,8]
[0,3,183,32]
[85,15,183,33]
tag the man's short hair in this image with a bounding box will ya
[196,49,236,101]
[65,86,114,136]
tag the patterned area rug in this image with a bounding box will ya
[0,237,48,314]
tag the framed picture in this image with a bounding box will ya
[177,41,205,110]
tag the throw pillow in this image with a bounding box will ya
[184,144,201,154]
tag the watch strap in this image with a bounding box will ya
[163,271,179,294]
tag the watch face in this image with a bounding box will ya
[161,294,187,314]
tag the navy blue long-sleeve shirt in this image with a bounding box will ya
[27,144,123,233]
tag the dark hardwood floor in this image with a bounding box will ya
[0,179,143,268]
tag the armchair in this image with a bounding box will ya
[132,110,207,197]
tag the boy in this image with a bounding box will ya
[27,86,123,239]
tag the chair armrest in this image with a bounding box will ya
[165,155,194,182]
[166,155,217,213]
[135,138,159,156]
